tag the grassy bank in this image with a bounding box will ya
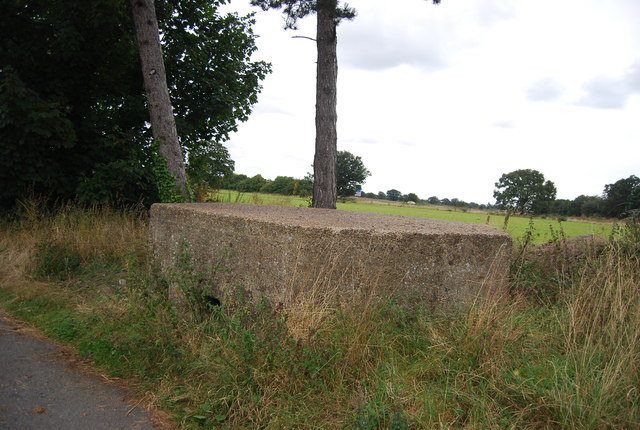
[209,190,613,245]
[0,202,638,428]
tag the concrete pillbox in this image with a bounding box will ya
[150,203,512,309]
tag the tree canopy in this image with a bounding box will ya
[603,175,640,218]
[493,169,557,214]
[0,0,269,210]
[336,151,371,197]
[387,189,402,201]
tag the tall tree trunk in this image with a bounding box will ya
[312,0,338,209]
[130,0,189,201]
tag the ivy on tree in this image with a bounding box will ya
[130,0,189,200]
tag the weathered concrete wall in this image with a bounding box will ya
[150,203,512,309]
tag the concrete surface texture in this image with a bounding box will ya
[150,203,512,309]
[0,312,171,430]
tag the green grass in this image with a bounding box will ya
[1,202,637,429]
[209,189,310,207]
[210,190,613,244]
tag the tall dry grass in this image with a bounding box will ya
[0,198,148,286]
[553,239,640,427]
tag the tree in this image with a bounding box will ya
[220,174,248,190]
[251,0,441,209]
[185,141,234,189]
[251,0,355,209]
[427,196,440,205]
[493,169,557,214]
[387,189,402,201]
[0,0,268,210]
[405,193,419,203]
[603,175,640,218]
[130,0,188,200]
[336,151,371,197]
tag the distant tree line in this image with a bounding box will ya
[219,150,370,199]
[221,166,639,221]
[359,190,496,210]
[493,170,639,219]
[545,175,640,219]
[220,174,313,197]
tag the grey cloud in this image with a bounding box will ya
[624,61,640,92]
[338,15,448,72]
[526,77,564,102]
[578,60,640,109]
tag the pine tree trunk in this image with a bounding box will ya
[312,0,338,209]
[130,0,189,201]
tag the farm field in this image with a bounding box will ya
[210,190,613,244]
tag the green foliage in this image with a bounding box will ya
[260,176,313,196]
[0,0,268,210]
[603,175,640,218]
[151,142,185,203]
[219,173,249,190]
[386,189,402,201]
[237,174,267,192]
[185,140,234,189]
[336,150,371,197]
[549,194,605,218]
[404,192,419,203]
[494,169,557,214]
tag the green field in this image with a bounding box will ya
[210,190,613,244]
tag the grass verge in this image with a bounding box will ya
[0,202,637,429]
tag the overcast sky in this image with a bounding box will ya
[220,0,640,204]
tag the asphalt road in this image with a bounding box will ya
[0,311,172,430]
